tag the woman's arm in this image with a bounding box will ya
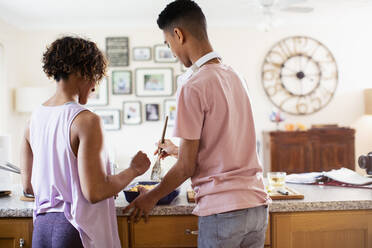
[20,123,34,195]
[73,111,150,204]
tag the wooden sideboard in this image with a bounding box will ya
[263,128,355,174]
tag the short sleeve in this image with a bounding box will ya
[173,85,205,140]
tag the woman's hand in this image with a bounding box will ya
[130,151,151,176]
[154,139,179,159]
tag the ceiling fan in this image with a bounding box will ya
[257,0,314,31]
[258,0,314,13]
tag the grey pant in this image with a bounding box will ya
[198,205,268,248]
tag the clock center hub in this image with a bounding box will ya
[281,55,321,96]
[296,71,305,80]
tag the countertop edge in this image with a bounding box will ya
[2,200,372,218]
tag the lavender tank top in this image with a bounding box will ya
[29,102,121,248]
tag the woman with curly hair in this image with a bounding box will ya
[20,36,151,248]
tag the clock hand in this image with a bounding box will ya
[281,73,297,77]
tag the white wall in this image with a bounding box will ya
[0,43,4,133]
[0,20,26,184]
[1,11,372,183]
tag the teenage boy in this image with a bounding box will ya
[125,1,270,247]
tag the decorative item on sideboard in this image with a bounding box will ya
[284,122,307,131]
[358,152,372,176]
[269,109,285,130]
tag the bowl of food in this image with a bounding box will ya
[123,181,180,205]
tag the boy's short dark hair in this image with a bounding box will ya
[42,36,107,82]
[157,0,207,40]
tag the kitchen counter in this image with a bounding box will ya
[1,182,371,218]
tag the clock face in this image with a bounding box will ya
[262,36,338,115]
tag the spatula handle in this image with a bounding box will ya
[160,116,169,144]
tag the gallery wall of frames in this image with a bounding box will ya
[88,37,186,131]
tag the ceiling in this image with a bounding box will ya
[0,0,371,30]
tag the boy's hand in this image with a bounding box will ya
[154,139,179,159]
[123,187,158,223]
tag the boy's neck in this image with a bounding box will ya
[188,40,214,65]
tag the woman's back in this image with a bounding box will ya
[29,102,121,248]
[21,36,150,248]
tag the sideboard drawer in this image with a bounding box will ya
[131,215,198,248]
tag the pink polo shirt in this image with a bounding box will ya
[174,63,270,216]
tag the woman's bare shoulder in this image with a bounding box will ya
[71,110,102,133]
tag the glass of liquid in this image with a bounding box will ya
[267,172,286,190]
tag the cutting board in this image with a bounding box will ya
[187,190,195,203]
[187,186,304,202]
[20,195,35,202]
[268,186,304,200]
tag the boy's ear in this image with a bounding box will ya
[174,28,185,44]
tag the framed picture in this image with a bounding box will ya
[154,44,177,63]
[145,103,160,121]
[95,109,121,130]
[87,78,108,106]
[133,47,151,61]
[123,101,142,125]
[164,99,177,126]
[112,70,131,95]
[106,37,129,67]
[135,68,173,97]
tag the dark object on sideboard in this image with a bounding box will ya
[358,152,372,175]
[263,128,355,174]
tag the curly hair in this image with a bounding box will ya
[157,0,207,40]
[42,36,107,82]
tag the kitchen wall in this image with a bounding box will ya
[1,11,371,184]
[0,19,26,184]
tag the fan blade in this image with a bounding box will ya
[281,6,314,13]
[277,0,307,9]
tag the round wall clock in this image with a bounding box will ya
[261,36,338,115]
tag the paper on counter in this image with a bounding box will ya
[286,172,322,184]
[324,168,372,185]
[286,168,372,186]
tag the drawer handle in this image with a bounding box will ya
[185,229,198,235]
[19,238,25,248]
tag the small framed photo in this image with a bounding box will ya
[95,109,121,130]
[133,47,152,61]
[106,37,129,67]
[145,103,160,121]
[112,70,132,95]
[164,99,177,126]
[154,44,177,63]
[123,101,142,125]
[135,68,173,97]
[87,78,108,106]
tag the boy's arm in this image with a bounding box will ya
[124,138,199,222]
